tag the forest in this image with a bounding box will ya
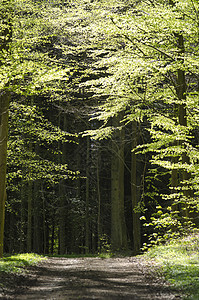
[0,0,199,261]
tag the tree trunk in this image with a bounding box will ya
[27,180,32,252]
[176,34,192,217]
[59,113,67,255]
[59,184,66,254]
[171,137,179,212]
[131,121,140,254]
[50,211,55,255]
[96,147,101,251]
[20,180,26,253]
[33,180,42,253]
[0,0,12,258]
[41,186,47,254]
[0,92,9,257]
[111,115,127,251]
[85,136,90,254]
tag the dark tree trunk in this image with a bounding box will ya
[111,115,128,251]
[0,92,9,257]
[131,121,141,254]
[0,0,12,258]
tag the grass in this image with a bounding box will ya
[1,237,198,299]
[144,233,199,299]
[0,253,46,274]
[0,252,112,274]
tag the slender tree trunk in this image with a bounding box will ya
[27,180,32,252]
[0,0,12,258]
[46,223,49,254]
[85,136,90,253]
[8,212,14,253]
[96,147,101,251]
[73,139,81,253]
[131,121,140,254]
[27,97,34,253]
[111,116,127,251]
[171,136,179,212]
[33,142,42,253]
[169,0,192,219]
[59,113,67,255]
[0,92,9,257]
[176,34,192,217]
[41,186,46,254]
[20,179,26,252]
[59,184,66,254]
[33,180,42,253]
[58,112,65,254]
[50,212,55,255]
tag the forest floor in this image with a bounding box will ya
[0,256,183,300]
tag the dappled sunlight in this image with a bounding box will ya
[12,257,180,299]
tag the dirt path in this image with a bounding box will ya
[1,257,182,299]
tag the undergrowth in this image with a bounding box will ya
[0,253,46,274]
[144,232,199,300]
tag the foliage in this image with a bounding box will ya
[98,234,112,257]
[2,0,83,255]
[81,0,199,244]
[142,205,195,250]
[8,101,78,186]
[0,253,45,273]
[144,232,199,299]
[1,0,199,255]
[92,0,199,181]
[1,0,80,188]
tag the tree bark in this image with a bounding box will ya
[176,34,192,217]
[111,115,127,251]
[20,179,26,253]
[59,113,67,255]
[33,180,42,253]
[27,180,32,252]
[131,121,140,254]
[85,136,90,254]
[0,92,9,257]
[0,0,12,258]
[96,147,101,251]
[41,185,47,254]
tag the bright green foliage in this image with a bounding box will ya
[145,232,199,299]
[1,0,68,92]
[98,233,112,257]
[1,0,198,254]
[142,205,195,249]
[0,253,45,273]
[4,0,79,185]
[80,0,199,242]
[8,102,77,184]
[1,0,82,255]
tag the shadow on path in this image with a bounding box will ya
[3,257,182,300]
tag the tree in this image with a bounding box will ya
[2,0,198,255]
[82,0,199,246]
[0,92,10,258]
[111,114,128,250]
[2,0,77,254]
[131,121,141,254]
[0,0,12,258]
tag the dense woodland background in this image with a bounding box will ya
[0,0,198,257]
